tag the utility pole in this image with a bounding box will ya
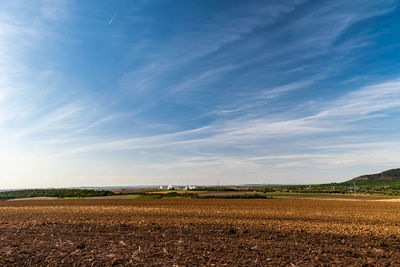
[353,181,356,197]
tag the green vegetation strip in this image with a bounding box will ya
[0,189,115,201]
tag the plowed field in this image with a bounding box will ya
[1,199,400,266]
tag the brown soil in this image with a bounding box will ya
[1,199,400,266]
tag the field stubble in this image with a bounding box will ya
[0,199,400,266]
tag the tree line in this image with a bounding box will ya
[0,189,115,200]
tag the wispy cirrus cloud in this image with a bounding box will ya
[119,1,309,95]
[46,76,400,186]
[117,0,397,129]
[50,77,400,152]
[316,80,400,119]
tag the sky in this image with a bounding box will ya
[1,0,400,188]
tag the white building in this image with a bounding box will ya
[183,185,196,190]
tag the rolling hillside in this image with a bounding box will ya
[349,168,400,183]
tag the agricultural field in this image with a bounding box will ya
[1,199,400,266]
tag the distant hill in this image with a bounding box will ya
[349,168,400,183]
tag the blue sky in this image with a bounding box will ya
[1,0,400,188]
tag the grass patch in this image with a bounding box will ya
[198,194,273,199]
[122,195,142,199]
[57,197,87,200]
[135,194,162,199]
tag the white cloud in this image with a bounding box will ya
[316,80,400,119]
[48,77,400,177]
[120,1,308,95]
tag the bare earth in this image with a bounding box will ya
[1,198,400,266]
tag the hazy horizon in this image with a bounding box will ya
[1,1,400,189]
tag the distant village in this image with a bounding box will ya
[159,185,197,191]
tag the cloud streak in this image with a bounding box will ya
[108,13,116,25]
